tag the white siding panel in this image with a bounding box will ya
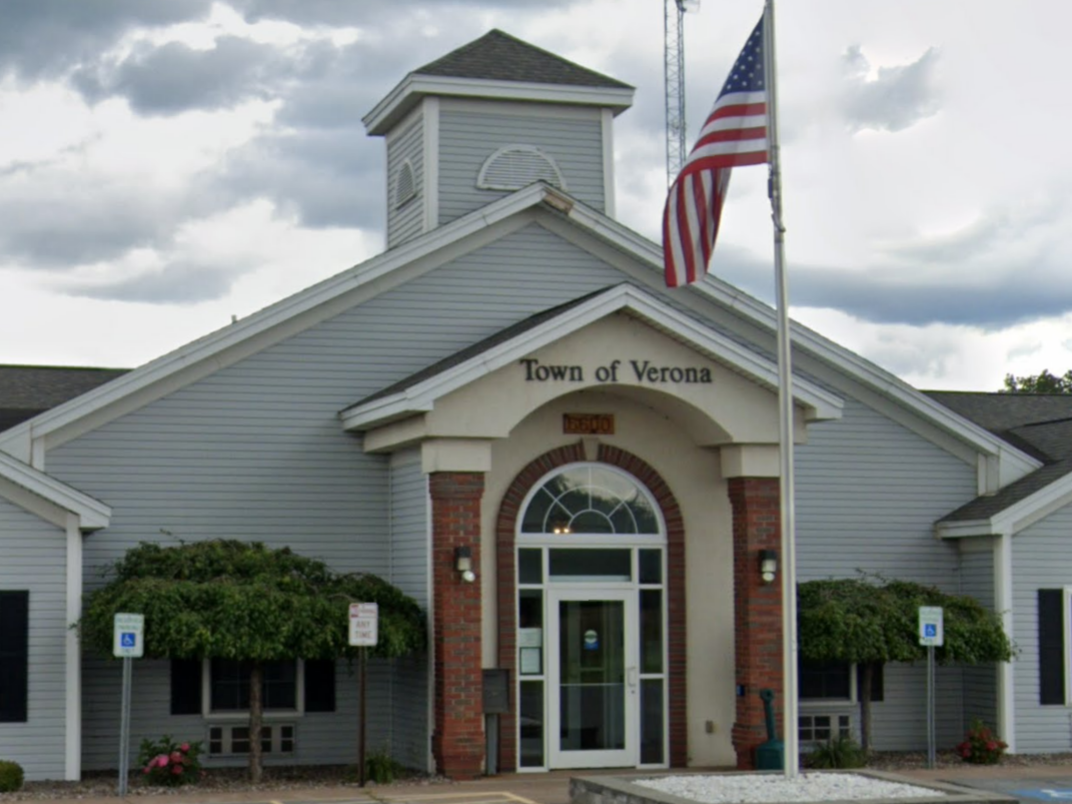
[0,500,67,780]
[438,110,604,224]
[1011,506,1072,753]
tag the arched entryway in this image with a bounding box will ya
[495,443,686,771]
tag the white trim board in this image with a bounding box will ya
[0,452,110,530]
[364,74,634,136]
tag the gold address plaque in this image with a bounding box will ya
[563,413,615,435]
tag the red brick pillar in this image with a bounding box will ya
[728,477,783,770]
[430,472,485,779]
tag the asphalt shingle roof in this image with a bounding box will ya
[414,29,632,90]
[926,391,1072,522]
[0,365,128,432]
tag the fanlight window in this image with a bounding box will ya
[394,160,417,208]
[521,465,659,535]
[477,145,566,192]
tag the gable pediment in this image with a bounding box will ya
[342,284,843,452]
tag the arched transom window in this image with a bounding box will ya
[520,464,660,536]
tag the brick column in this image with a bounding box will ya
[430,472,485,779]
[728,477,783,770]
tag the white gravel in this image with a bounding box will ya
[634,773,943,803]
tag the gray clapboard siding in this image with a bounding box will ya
[0,500,67,780]
[81,657,393,770]
[795,396,973,587]
[794,395,976,749]
[1010,505,1072,752]
[389,450,430,770]
[874,663,965,750]
[51,223,635,770]
[959,540,998,731]
[438,109,604,224]
[387,116,425,248]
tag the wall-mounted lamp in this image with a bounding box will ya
[759,549,778,584]
[455,546,476,583]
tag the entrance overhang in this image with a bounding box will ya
[340,284,843,452]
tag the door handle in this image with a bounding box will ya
[627,666,638,689]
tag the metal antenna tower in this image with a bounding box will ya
[664,0,697,185]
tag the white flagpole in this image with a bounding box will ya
[762,0,799,778]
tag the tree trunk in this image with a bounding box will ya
[858,662,874,753]
[249,661,264,783]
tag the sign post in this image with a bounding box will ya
[113,613,144,795]
[918,606,944,770]
[349,603,378,786]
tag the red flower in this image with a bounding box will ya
[172,765,183,775]
[180,742,190,753]
[170,751,183,763]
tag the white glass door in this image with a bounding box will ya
[548,588,638,768]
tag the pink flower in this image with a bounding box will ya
[170,751,183,763]
[180,743,190,753]
[172,765,183,775]
[155,754,169,768]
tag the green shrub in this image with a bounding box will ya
[956,719,1007,765]
[805,734,867,769]
[365,748,405,784]
[136,735,203,786]
[0,760,24,793]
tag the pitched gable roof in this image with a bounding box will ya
[414,29,632,89]
[0,365,128,433]
[363,30,634,135]
[340,282,846,432]
[926,391,1072,462]
[0,181,1038,482]
[927,391,1072,525]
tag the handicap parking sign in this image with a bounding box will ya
[113,613,144,658]
[918,606,944,647]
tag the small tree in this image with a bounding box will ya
[1001,369,1072,394]
[798,576,1013,752]
[81,540,426,782]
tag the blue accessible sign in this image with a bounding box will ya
[112,613,144,658]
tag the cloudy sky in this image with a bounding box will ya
[0,0,1066,392]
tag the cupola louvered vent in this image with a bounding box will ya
[477,145,566,191]
[395,160,417,208]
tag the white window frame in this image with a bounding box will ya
[201,659,305,720]
[514,463,669,772]
[206,722,297,756]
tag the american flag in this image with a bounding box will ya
[663,16,769,288]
